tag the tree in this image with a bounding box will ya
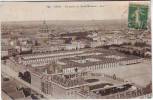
[23,71,31,84]
[18,72,24,79]
[22,88,31,97]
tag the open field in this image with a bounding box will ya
[96,60,151,87]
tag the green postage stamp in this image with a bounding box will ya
[128,4,149,29]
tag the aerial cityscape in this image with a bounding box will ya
[1,19,152,99]
[1,1,152,99]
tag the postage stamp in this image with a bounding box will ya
[128,4,149,30]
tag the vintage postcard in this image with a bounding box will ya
[0,1,151,99]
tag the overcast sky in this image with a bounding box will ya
[0,1,149,22]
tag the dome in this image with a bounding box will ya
[39,21,49,33]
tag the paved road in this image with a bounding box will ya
[1,63,51,99]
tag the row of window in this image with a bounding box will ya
[23,51,83,59]
[63,59,141,74]
[41,82,53,95]
[63,63,119,73]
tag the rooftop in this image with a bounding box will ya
[18,48,140,67]
[41,72,125,89]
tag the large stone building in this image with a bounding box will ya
[5,47,149,99]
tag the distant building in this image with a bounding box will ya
[65,40,86,50]
[36,21,54,39]
[32,45,62,53]
[39,21,49,34]
[87,31,99,41]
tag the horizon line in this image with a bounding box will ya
[2,19,128,23]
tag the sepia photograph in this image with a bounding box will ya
[0,1,152,99]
